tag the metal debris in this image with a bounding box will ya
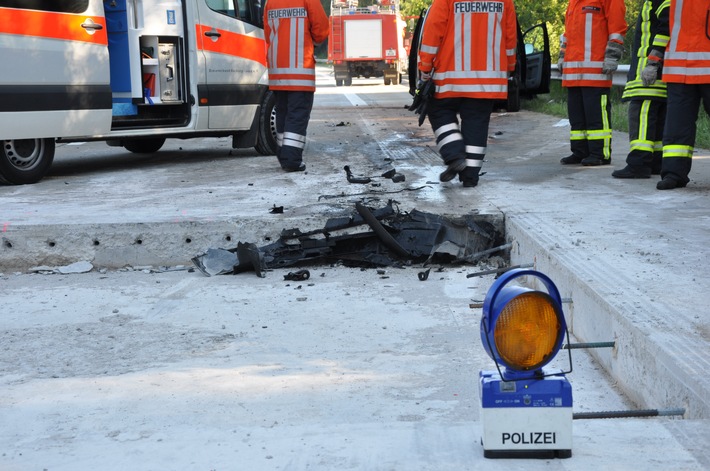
[192,200,503,276]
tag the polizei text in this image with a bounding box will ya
[501,432,556,445]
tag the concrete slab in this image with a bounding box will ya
[1,71,709,467]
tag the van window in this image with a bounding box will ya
[206,0,256,25]
[0,0,89,13]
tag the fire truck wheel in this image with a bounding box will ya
[0,138,55,185]
[384,78,391,86]
[345,76,352,86]
[255,90,278,155]
[123,138,166,154]
[336,79,343,87]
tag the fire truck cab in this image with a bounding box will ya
[0,0,277,185]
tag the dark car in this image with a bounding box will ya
[408,10,551,112]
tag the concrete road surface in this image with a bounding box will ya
[1,66,708,470]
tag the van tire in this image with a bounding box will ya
[255,90,278,155]
[123,138,166,154]
[0,138,55,185]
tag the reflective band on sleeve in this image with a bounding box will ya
[420,44,438,55]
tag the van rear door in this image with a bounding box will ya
[0,1,112,140]
[194,0,268,130]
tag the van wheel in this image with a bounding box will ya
[256,90,278,155]
[0,138,55,185]
[123,138,166,154]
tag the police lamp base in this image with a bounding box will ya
[479,370,573,459]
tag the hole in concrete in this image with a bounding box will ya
[93,240,100,246]
[225,235,232,242]
[48,241,56,248]
[4,240,12,249]
[135,239,143,245]
[185,238,192,244]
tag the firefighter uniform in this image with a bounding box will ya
[264,0,328,171]
[613,0,670,179]
[559,0,627,166]
[417,0,517,187]
[657,0,710,190]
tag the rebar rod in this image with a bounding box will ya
[573,408,685,420]
[563,342,615,350]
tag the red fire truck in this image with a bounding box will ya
[328,0,407,86]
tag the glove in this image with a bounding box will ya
[602,41,624,74]
[420,70,431,81]
[641,50,664,86]
[641,60,661,86]
[408,78,435,126]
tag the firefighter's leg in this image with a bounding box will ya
[561,87,589,164]
[280,91,315,171]
[581,87,612,166]
[651,101,667,175]
[274,91,288,165]
[458,98,494,187]
[658,83,700,189]
[613,100,654,178]
[427,97,467,181]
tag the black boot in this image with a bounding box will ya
[612,165,651,179]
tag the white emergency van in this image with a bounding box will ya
[0,0,277,184]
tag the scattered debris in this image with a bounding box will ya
[192,201,503,277]
[418,268,431,281]
[270,205,284,214]
[344,165,406,185]
[284,269,310,281]
[344,165,372,184]
[29,261,94,275]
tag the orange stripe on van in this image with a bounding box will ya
[0,8,107,45]
[196,24,266,67]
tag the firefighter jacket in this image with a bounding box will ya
[417,0,518,100]
[662,0,710,85]
[264,0,329,91]
[622,0,670,101]
[560,0,627,88]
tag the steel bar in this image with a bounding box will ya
[563,342,615,350]
[573,408,686,420]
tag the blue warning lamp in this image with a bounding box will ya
[481,268,570,380]
[478,268,573,459]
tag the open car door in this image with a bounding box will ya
[520,22,551,97]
